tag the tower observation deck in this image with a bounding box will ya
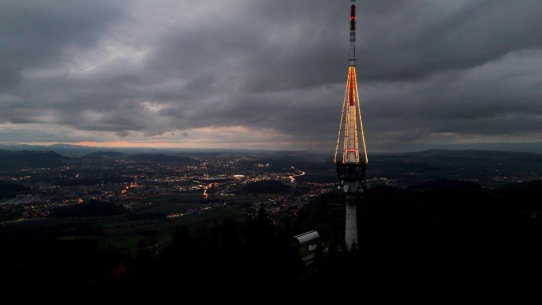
[333,0,368,248]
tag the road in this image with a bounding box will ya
[289,167,306,183]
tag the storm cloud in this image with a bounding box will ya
[1,0,541,151]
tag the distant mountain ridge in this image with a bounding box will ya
[0,150,68,170]
[374,141,542,154]
[127,154,195,163]
[406,149,542,159]
[83,151,124,159]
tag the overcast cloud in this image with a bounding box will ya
[1,0,541,151]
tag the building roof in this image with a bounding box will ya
[292,230,320,245]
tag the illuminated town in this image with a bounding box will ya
[0,150,341,250]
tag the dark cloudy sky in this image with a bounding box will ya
[1,0,541,151]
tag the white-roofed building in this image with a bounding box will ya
[292,230,321,268]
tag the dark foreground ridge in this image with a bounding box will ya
[2,180,542,300]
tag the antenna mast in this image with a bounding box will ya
[333,0,369,248]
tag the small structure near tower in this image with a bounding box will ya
[292,231,321,268]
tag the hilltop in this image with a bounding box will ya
[0,150,68,171]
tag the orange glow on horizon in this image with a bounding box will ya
[20,140,330,150]
[19,126,329,149]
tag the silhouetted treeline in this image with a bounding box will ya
[0,207,302,301]
[4,181,542,300]
[303,181,542,288]
[126,207,303,297]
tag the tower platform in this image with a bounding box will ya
[336,162,367,182]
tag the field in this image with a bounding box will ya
[214,193,282,206]
[138,193,204,205]
[133,193,206,214]
[1,192,282,253]
[5,208,245,252]
[98,208,245,250]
